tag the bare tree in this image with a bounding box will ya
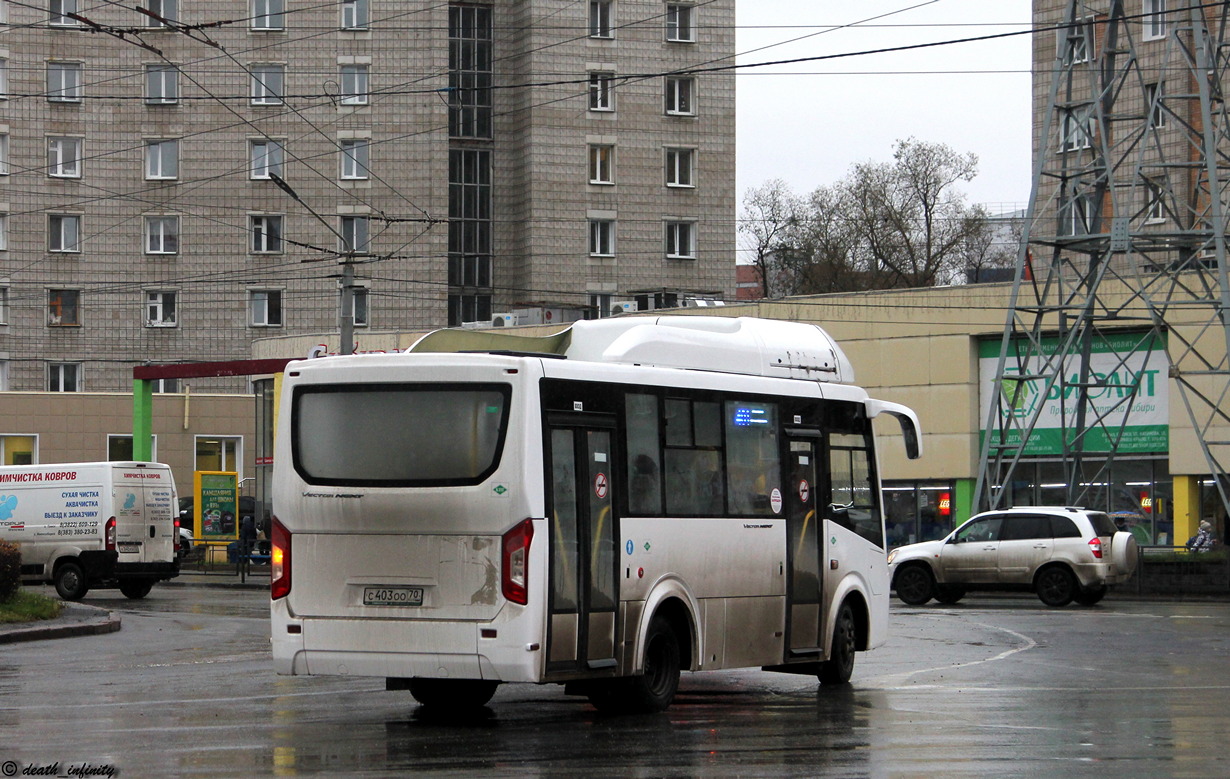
[738,179,802,298]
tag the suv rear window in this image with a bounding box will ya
[1085,511,1117,537]
[292,383,511,487]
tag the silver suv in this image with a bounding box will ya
[888,507,1138,607]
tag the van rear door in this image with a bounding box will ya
[113,465,177,564]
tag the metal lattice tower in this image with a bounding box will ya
[975,1,1230,514]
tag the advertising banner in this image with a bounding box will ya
[979,331,1168,455]
[195,471,238,539]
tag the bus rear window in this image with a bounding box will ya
[292,384,510,486]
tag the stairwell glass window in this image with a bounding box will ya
[590,1,612,38]
[589,144,614,184]
[48,290,80,326]
[142,0,178,26]
[589,72,614,111]
[49,0,79,26]
[48,364,80,391]
[665,4,695,42]
[339,65,369,105]
[145,64,179,104]
[145,215,179,254]
[1144,0,1166,41]
[340,139,369,180]
[48,137,81,178]
[251,0,284,30]
[664,76,694,115]
[250,215,283,253]
[665,220,695,259]
[340,216,370,253]
[251,65,284,105]
[249,139,284,179]
[48,214,81,252]
[249,290,282,327]
[47,62,82,102]
[589,219,615,257]
[145,291,177,327]
[145,139,178,180]
[665,147,694,187]
[341,0,369,30]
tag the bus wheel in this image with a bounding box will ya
[407,679,498,711]
[818,603,856,685]
[623,615,681,713]
[119,579,154,599]
[54,562,89,601]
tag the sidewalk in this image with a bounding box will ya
[0,601,120,645]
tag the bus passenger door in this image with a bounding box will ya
[785,435,823,656]
[545,420,619,674]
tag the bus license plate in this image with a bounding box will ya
[363,586,424,607]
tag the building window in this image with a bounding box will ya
[590,1,613,38]
[665,147,694,187]
[0,286,8,322]
[145,290,177,326]
[448,5,493,139]
[449,294,491,326]
[1144,0,1166,41]
[250,215,283,253]
[47,62,82,102]
[1062,17,1094,65]
[48,136,82,177]
[251,0,284,30]
[249,290,282,326]
[49,0,79,26]
[0,59,7,99]
[145,215,179,254]
[1146,183,1165,222]
[143,0,178,26]
[1061,192,1093,236]
[1145,82,1166,130]
[589,144,614,184]
[145,139,179,180]
[1061,105,1093,152]
[251,65,284,105]
[48,289,80,326]
[589,72,614,111]
[665,76,694,115]
[448,149,492,292]
[340,216,370,253]
[48,363,80,391]
[346,285,369,327]
[340,139,369,180]
[0,214,6,251]
[665,220,695,259]
[195,436,242,476]
[589,219,615,257]
[339,64,369,105]
[48,214,81,252]
[145,64,179,104]
[0,134,7,175]
[250,139,284,179]
[666,3,695,42]
[341,0,369,30]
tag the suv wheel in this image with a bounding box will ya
[1073,585,1107,606]
[934,585,966,605]
[1035,566,1076,607]
[894,564,935,606]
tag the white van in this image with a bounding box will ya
[0,461,181,600]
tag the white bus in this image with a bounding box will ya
[271,316,920,713]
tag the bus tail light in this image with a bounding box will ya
[502,519,534,605]
[105,517,117,552]
[271,516,291,600]
[1088,537,1103,559]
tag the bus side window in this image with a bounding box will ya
[724,401,780,516]
[625,393,663,515]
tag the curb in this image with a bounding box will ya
[0,603,121,645]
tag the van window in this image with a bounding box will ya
[292,384,510,486]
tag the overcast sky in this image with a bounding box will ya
[735,0,1033,215]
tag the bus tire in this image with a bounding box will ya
[119,579,154,599]
[407,678,498,711]
[54,561,89,601]
[817,602,856,685]
[622,615,681,713]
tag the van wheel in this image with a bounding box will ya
[54,562,89,601]
[119,580,154,599]
[818,602,856,685]
[407,679,498,711]
[894,564,935,606]
[1035,566,1076,607]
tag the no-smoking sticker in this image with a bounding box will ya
[798,479,810,503]
[594,472,609,499]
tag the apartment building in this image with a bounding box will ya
[0,1,736,393]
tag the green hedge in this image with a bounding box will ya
[0,540,20,603]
